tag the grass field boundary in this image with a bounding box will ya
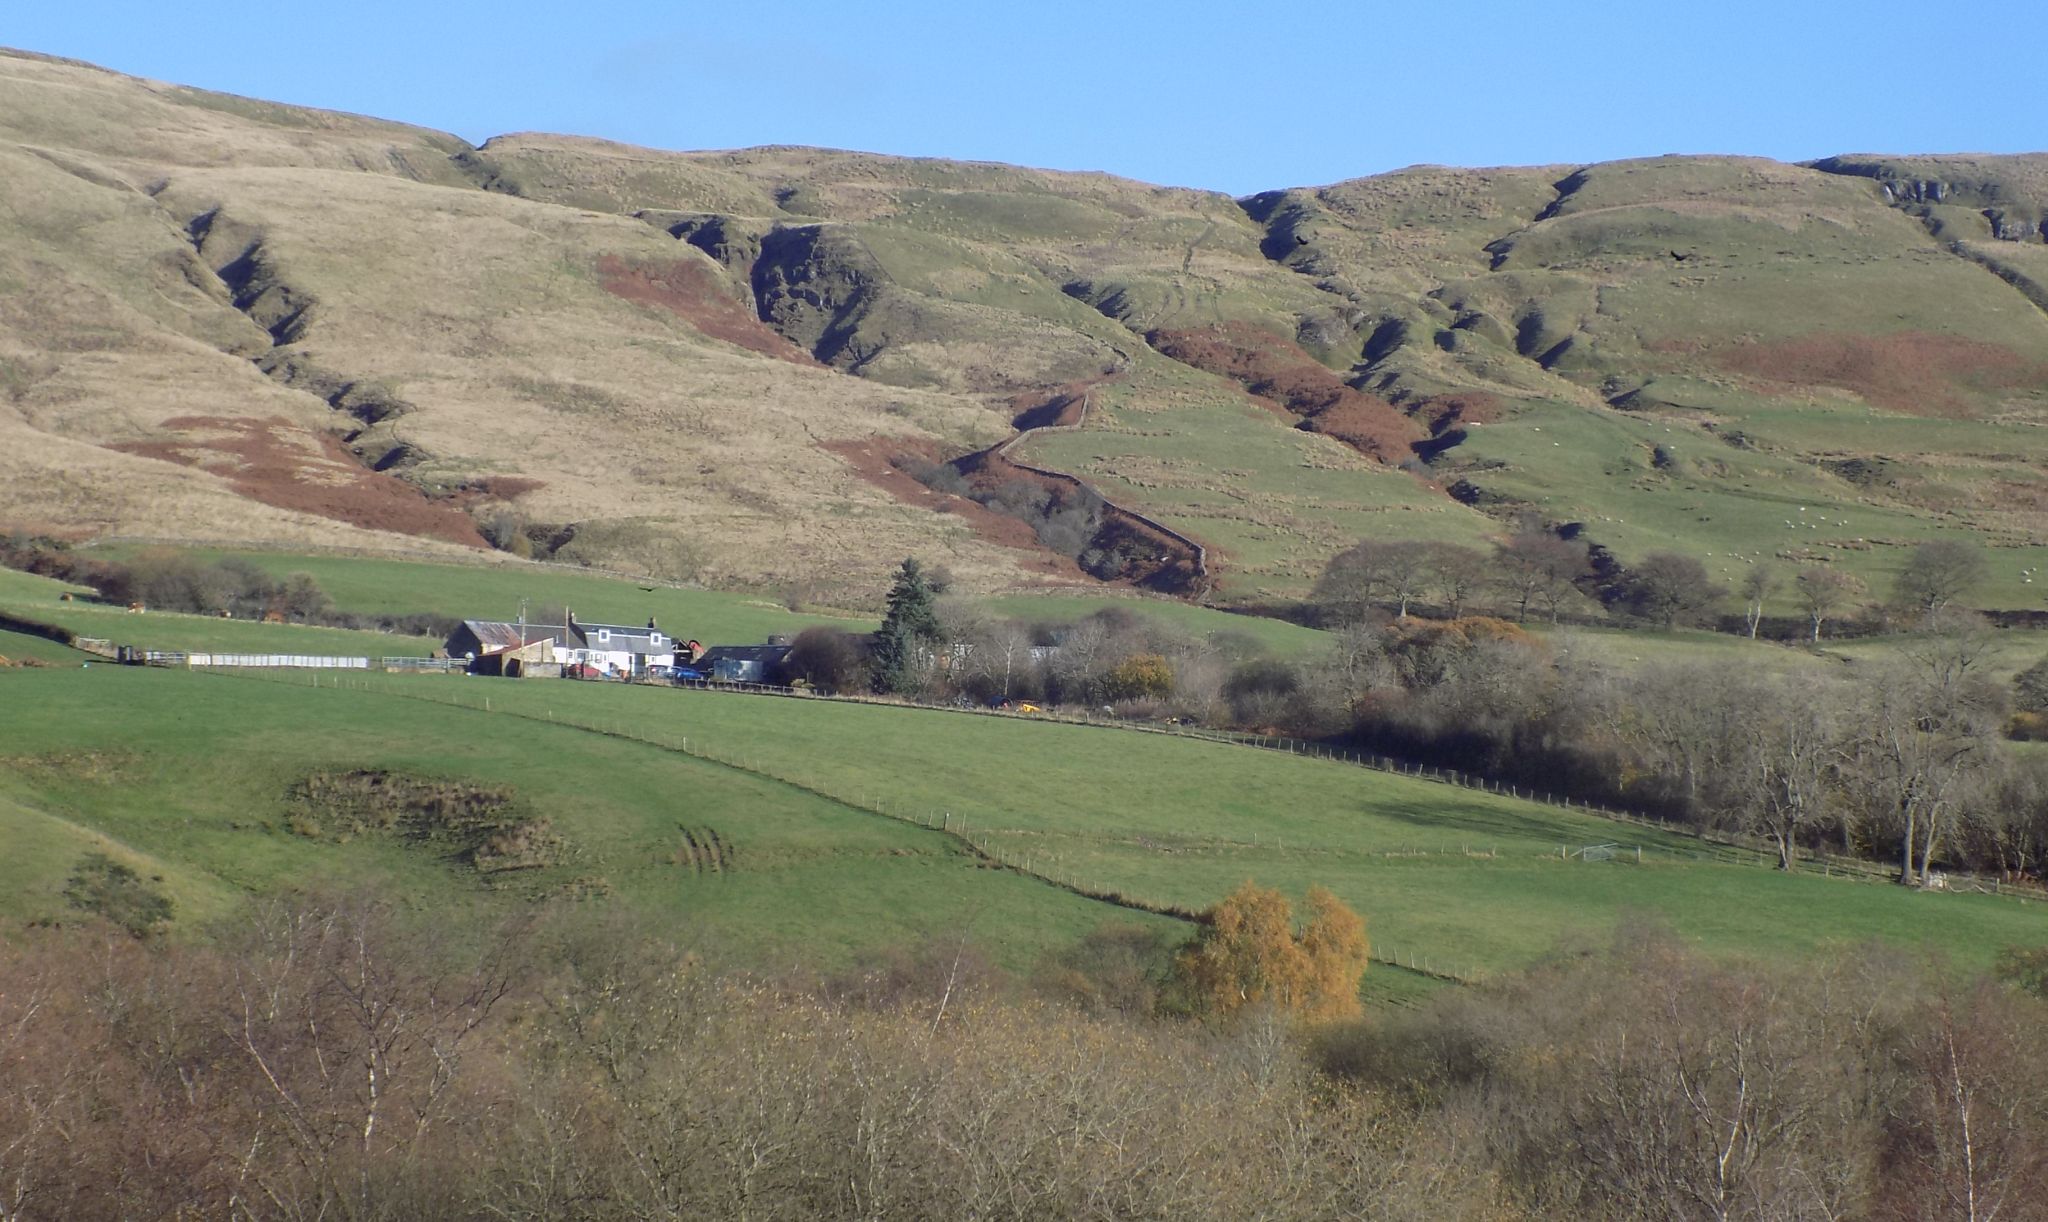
[0,609,79,648]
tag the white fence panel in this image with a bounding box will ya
[186,653,370,669]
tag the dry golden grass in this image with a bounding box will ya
[7,48,2048,608]
[0,53,1060,596]
[0,49,472,184]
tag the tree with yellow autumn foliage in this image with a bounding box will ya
[1104,652,1174,701]
[1296,887,1371,1020]
[1175,881,1369,1022]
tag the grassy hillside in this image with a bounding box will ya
[0,624,84,663]
[0,560,441,655]
[1016,396,1499,597]
[0,51,1042,602]
[1440,399,2048,610]
[436,676,2047,976]
[1239,154,2048,599]
[5,48,2048,615]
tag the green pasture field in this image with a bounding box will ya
[983,592,1330,657]
[85,546,865,645]
[1729,402,2048,461]
[1823,631,2048,686]
[250,671,2048,978]
[0,565,89,603]
[0,565,442,657]
[0,667,1171,967]
[0,625,84,664]
[1535,623,1845,674]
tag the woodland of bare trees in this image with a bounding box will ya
[1315,608,2044,881]
[3,900,2043,1221]
[1304,531,2005,644]
[1326,921,2048,1222]
[1259,533,2048,882]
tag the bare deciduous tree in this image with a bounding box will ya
[224,899,516,1217]
[1621,551,1727,629]
[1313,540,1433,621]
[1843,623,2006,886]
[1424,542,1490,619]
[1793,566,1864,644]
[1622,663,1754,821]
[1723,680,1840,870]
[1894,539,1989,622]
[1739,564,1779,639]
[1494,532,1592,623]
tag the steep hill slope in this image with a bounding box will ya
[462,138,2048,601]
[0,51,1033,600]
[5,47,2048,606]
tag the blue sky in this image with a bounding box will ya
[10,1,2041,194]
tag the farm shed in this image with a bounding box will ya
[445,620,572,676]
[699,642,793,684]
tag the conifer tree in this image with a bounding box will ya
[872,557,941,693]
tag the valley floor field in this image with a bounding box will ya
[5,659,2042,993]
[0,667,1176,967]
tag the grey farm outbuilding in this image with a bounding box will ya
[697,642,792,683]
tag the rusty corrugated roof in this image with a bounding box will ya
[460,620,569,655]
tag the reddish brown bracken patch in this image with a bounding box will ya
[464,475,544,500]
[1146,322,1424,462]
[824,433,1204,593]
[1412,392,1506,433]
[431,475,547,511]
[597,255,818,366]
[820,437,1087,579]
[1992,480,2048,515]
[1713,331,2046,419]
[108,416,490,548]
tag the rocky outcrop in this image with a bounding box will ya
[1811,155,2048,244]
[751,224,889,369]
